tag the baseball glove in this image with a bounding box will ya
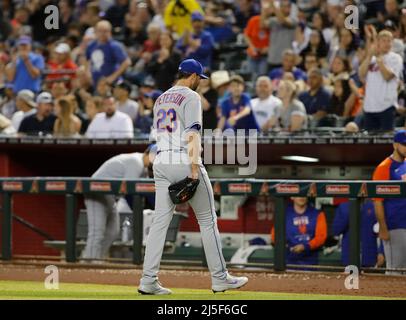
[168,177,200,204]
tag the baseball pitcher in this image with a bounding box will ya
[138,59,248,295]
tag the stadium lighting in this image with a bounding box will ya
[282,155,320,163]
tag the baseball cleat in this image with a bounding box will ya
[138,280,173,295]
[212,274,249,293]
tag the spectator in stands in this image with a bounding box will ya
[164,0,203,36]
[53,97,82,137]
[145,31,182,91]
[0,83,16,119]
[377,0,401,26]
[58,0,75,37]
[11,89,37,131]
[0,7,12,42]
[95,77,112,97]
[138,23,162,64]
[6,36,44,94]
[292,20,312,57]
[383,19,405,62]
[204,1,236,44]
[217,75,259,132]
[327,2,345,41]
[125,23,161,85]
[276,79,307,131]
[72,27,96,68]
[299,68,331,126]
[113,79,139,122]
[79,2,101,31]
[149,0,166,30]
[176,11,215,70]
[400,8,406,43]
[135,90,162,134]
[303,52,321,73]
[71,69,94,112]
[51,81,69,100]
[327,78,352,117]
[234,0,259,33]
[138,76,157,100]
[333,200,385,268]
[327,55,351,86]
[83,96,104,133]
[262,0,298,70]
[299,29,329,69]
[311,11,333,46]
[86,95,134,138]
[328,28,358,69]
[9,5,30,38]
[190,72,215,131]
[0,51,9,88]
[343,78,364,121]
[0,113,16,135]
[85,20,131,86]
[269,49,307,89]
[359,27,403,131]
[104,0,130,30]
[372,130,406,275]
[251,76,282,132]
[123,7,148,53]
[271,197,327,266]
[18,92,57,136]
[210,70,231,101]
[244,13,270,82]
[125,0,152,29]
[46,43,78,89]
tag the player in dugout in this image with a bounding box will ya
[333,200,385,268]
[271,197,327,267]
[372,130,406,275]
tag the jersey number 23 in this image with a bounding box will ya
[156,108,178,133]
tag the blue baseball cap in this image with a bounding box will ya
[394,130,406,144]
[191,11,204,21]
[144,90,163,101]
[178,59,208,79]
[17,35,32,46]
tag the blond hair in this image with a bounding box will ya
[279,80,297,101]
[54,97,77,136]
[378,30,393,39]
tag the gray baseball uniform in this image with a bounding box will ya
[141,85,229,286]
[82,153,146,260]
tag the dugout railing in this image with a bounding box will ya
[1,177,405,272]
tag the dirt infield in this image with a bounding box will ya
[1,262,405,298]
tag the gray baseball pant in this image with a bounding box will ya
[383,229,406,275]
[140,161,228,285]
[82,194,120,260]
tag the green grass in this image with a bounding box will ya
[0,280,397,300]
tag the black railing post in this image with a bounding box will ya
[133,195,144,265]
[349,198,361,270]
[274,196,286,271]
